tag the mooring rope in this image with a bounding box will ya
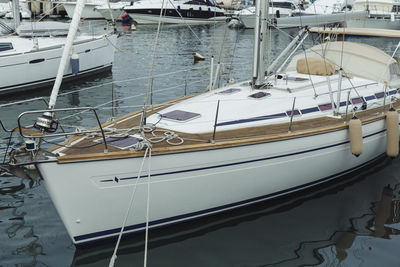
[108,144,151,267]
[143,147,152,267]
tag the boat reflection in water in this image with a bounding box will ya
[71,156,400,266]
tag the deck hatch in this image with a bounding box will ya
[248,91,271,99]
[96,136,142,149]
[161,110,200,122]
[217,88,241,95]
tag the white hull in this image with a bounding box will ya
[129,13,227,24]
[95,7,125,21]
[38,117,390,245]
[0,34,117,94]
[346,18,400,30]
[62,2,104,19]
[124,0,226,24]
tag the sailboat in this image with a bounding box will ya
[0,0,117,95]
[2,0,400,248]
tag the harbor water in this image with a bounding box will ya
[1,21,400,266]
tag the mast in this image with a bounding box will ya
[252,0,268,89]
[11,0,20,30]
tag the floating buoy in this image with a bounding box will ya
[71,53,79,75]
[131,24,136,31]
[193,52,205,63]
[349,116,363,157]
[386,108,399,158]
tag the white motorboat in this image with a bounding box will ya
[233,0,305,28]
[62,0,107,19]
[346,0,400,29]
[95,2,129,21]
[62,0,129,20]
[0,0,117,95]
[2,0,31,19]
[123,0,227,24]
[303,0,354,15]
[3,0,400,253]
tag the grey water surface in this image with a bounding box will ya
[1,22,400,267]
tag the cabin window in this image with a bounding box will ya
[286,109,301,117]
[375,92,385,99]
[351,97,364,104]
[0,42,13,52]
[392,5,400,12]
[365,95,376,101]
[269,2,294,9]
[301,107,319,114]
[318,103,333,111]
[184,0,207,6]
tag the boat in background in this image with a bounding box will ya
[62,0,107,19]
[0,0,117,95]
[123,0,226,24]
[232,0,305,28]
[346,0,400,29]
[95,2,129,21]
[230,0,365,29]
[2,0,31,19]
[303,0,354,15]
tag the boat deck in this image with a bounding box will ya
[52,97,400,163]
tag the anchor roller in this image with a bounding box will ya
[349,116,363,157]
[386,108,399,158]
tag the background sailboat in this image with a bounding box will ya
[0,0,117,95]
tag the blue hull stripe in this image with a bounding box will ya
[100,129,386,182]
[74,128,386,243]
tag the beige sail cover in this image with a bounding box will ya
[286,41,400,86]
[296,58,336,76]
